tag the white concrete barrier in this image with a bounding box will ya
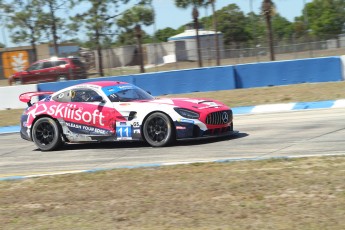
[0,84,38,110]
[341,55,345,80]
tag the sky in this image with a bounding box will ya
[0,0,312,48]
[149,0,311,31]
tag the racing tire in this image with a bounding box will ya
[14,78,22,85]
[143,112,175,147]
[32,117,63,151]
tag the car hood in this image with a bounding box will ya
[128,97,230,111]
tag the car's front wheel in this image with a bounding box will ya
[14,78,22,85]
[32,117,63,151]
[143,112,175,147]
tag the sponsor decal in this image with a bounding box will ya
[133,121,140,127]
[27,103,105,126]
[65,122,109,135]
[116,123,132,140]
[133,129,140,134]
[102,84,135,95]
[120,122,127,126]
[176,126,186,130]
[178,118,195,124]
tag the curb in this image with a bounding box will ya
[2,99,345,134]
[231,99,345,114]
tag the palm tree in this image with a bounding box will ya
[175,0,207,68]
[261,0,275,61]
[208,0,220,65]
[117,5,154,73]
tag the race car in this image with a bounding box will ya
[19,81,235,151]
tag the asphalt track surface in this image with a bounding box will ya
[1,107,345,178]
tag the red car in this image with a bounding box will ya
[9,57,87,85]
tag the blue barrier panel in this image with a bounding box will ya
[234,57,343,88]
[38,66,236,95]
[133,66,236,95]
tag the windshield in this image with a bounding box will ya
[102,84,154,102]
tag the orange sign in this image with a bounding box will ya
[2,50,30,78]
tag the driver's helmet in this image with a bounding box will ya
[80,91,91,101]
[72,90,91,102]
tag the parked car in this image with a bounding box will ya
[19,81,236,151]
[9,57,87,85]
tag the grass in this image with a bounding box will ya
[1,156,345,229]
[2,81,345,127]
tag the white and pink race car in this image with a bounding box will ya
[19,81,235,151]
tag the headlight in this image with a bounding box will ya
[174,108,199,119]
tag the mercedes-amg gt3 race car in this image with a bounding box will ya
[19,81,235,151]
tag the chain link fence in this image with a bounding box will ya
[1,35,345,82]
[95,36,345,77]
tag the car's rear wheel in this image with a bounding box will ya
[143,112,175,147]
[32,117,63,151]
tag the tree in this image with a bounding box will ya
[272,14,293,42]
[201,4,251,48]
[207,0,220,65]
[244,12,265,47]
[303,0,345,39]
[70,0,129,76]
[116,5,154,73]
[115,29,152,46]
[0,42,5,48]
[0,0,45,62]
[261,0,275,61]
[154,27,179,42]
[38,0,69,56]
[175,0,208,68]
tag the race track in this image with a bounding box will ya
[1,108,345,178]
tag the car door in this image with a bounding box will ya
[24,62,43,84]
[51,88,116,137]
[52,60,69,80]
[68,88,117,136]
[39,61,56,82]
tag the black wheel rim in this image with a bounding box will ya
[35,122,55,146]
[146,117,168,143]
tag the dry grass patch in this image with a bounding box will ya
[1,156,345,229]
[163,81,345,107]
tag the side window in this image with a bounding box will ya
[52,60,67,67]
[42,61,53,69]
[71,89,102,102]
[52,90,72,103]
[27,63,42,71]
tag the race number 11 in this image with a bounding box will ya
[116,126,131,138]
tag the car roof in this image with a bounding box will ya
[77,81,129,87]
[35,57,79,63]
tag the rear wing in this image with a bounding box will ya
[19,91,54,107]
